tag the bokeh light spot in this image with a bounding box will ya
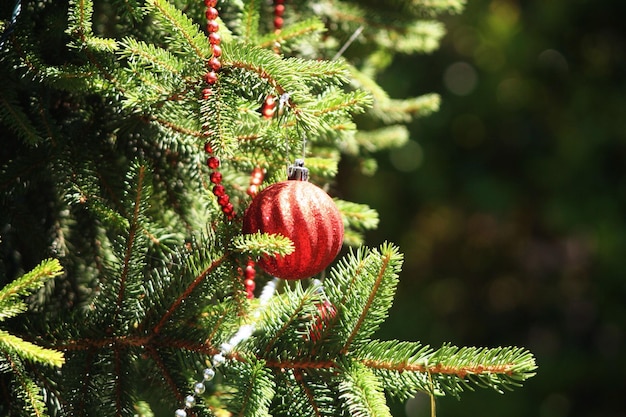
[443,61,478,96]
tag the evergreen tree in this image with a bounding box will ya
[0,1,536,416]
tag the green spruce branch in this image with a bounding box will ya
[257,18,326,51]
[0,259,65,416]
[0,0,537,415]
[0,259,65,368]
[218,244,536,415]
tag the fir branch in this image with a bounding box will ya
[84,36,118,52]
[300,156,339,179]
[258,284,319,358]
[223,360,275,417]
[223,43,297,97]
[241,0,261,43]
[271,366,343,417]
[338,360,391,417]
[404,0,466,16]
[0,88,43,145]
[324,2,450,54]
[0,259,63,308]
[335,200,380,231]
[153,254,226,334]
[115,164,148,318]
[271,369,315,417]
[231,232,294,259]
[113,347,131,417]
[200,78,236,155]
[66,0,94,43]
[257,18,326,50]
[0,331,64,368]
[199,300,242,353]
[3,353,47,417]
[118,38,186,75]
[427,345,538,394]
[262,358,336,371]
[107,0,144,22]
[143,344,188,406]
[338,243,403,353]
[146,115,204,137]
[355,125,410,152]
[357,340,537,397]
[146,0,211,62]
[0,304,27,322]
[42,64,100,93]
[349,56,441,124]
[223,42,349,112]
[292,369,325,417]
[122,63,181,109]
[310,89,372,125]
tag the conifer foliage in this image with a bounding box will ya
[0,0,536,416]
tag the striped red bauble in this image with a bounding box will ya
[242,161,344,280]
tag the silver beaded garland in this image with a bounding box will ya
[172,279,279,416]
[193,382,206,395]
[203,367,216,381]
[184,395,196,408]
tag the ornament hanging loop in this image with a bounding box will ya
[287,159,309,181]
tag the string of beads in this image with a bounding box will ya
[202,0,267,294]
[174,3,289,415]
[174,279,279,417]
[273,0,285,33]
[262,0,286,118]
[201,0,235,220]
[242,167,264,298]
[204,143,235,219]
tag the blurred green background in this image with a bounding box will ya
[341,0,626,416]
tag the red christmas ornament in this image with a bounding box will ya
[242,160,344,280]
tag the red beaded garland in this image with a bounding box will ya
[209,171,222,184]
[209,32,221,45]
[240,259,256,299]
[273,16,284,30]
[204,71,218,85]
[247,167,265,196]
[274,0,285,34]
[262,95,276,119]
[241,170,260,299]
[200,0,236,220]
[217,194,229,206]
[205,155,234,218]
[207,156,220,169]
[207,20,219,33]
[208,57,221,71]
[261,1,288,118]
[206,7,218,20]
[213,184,225,196]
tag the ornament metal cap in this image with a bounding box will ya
[287,159,309,181]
